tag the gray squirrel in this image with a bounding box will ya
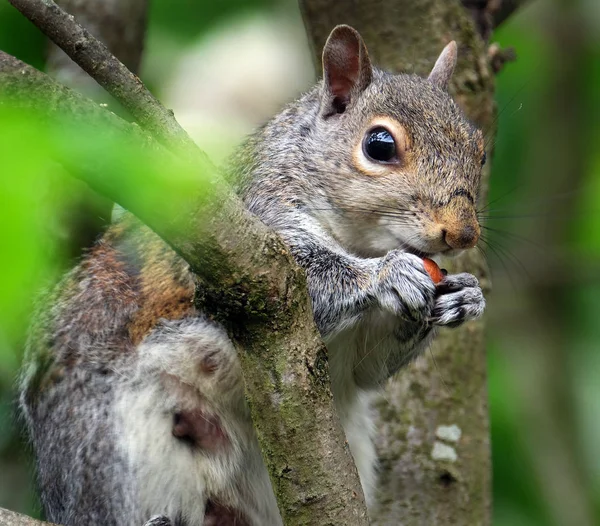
[20,25,486,526]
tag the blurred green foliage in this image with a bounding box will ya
[488,2,600,525]
[0,2,45,69]
[1,0,599,525]
[0,105,205,518]
[0,109,58,518]
[148,0,277,44]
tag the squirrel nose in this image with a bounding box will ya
[443,223,480,249]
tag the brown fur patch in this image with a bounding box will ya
[128,278,194,346]
[58,238,140,356]
[122,224,196,346]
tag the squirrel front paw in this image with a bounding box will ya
[431,272,485,327]
[374,251,436,322]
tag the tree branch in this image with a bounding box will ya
[492,0,530,28]
[0,50,368,525]
[48,0,148,95]
[7,0,197,155]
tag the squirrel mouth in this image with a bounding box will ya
[403,243,461,261]
[402,243,433,259]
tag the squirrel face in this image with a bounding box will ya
[309,26,485,259]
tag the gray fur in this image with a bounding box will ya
[428,41,458,89]
[20,26,486,525]
[432,273,485,327]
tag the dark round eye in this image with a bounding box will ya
[481,151,487,166]
[363,127,397,163]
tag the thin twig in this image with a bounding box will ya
[7,0,200,157]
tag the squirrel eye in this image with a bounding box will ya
[363,127,397,163]
[481,151,487,166]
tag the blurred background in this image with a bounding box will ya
[0,0,599,524]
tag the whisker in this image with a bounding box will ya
[492,239,531,280]
[306,205,415,218]
[478,186,587,217]
[477,185,523,214]
[484,80,529,148]
[475,244,492,279]
[481,233,536,289]
[478,213,560,221]
[479,235,518,291]
[481,225,548,253]
[353,333,388,371]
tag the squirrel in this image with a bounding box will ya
[19,25,486,526]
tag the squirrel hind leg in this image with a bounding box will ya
[139,317,245,404]
[119,317,269,524]
[138,317,251,452]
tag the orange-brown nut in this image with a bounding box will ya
[423,257,444,284]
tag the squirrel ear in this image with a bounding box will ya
[428,41,457,90]
[321,25,373,116]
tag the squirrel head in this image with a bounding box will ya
[308,25,485,258]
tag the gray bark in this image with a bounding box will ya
[300,1,495,524]
[460,0,529,40]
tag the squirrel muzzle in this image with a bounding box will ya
[436,198,480,250]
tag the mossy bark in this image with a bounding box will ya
[301,1,494,524]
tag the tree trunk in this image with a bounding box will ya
[300,1,495,524]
